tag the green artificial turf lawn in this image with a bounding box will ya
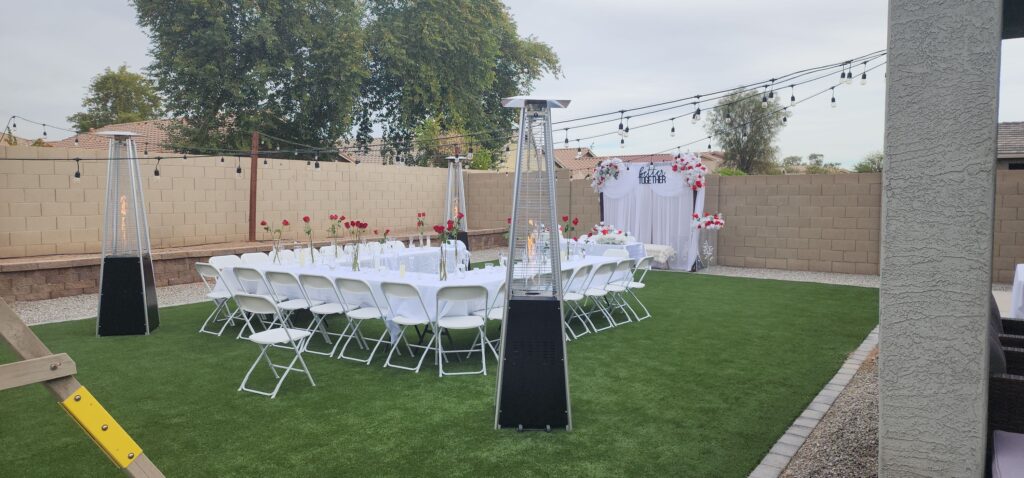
[0,272,877,477]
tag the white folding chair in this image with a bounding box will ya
[195,262,240,336]
[561,267,592,340]
[241,252,270,265]
[435,286,488,377]
[297,273,362,356]
[275,249,296,264]
[380,282,434,373]
[604,259,638,325]
[209,255,242,269]
[602,248,630,258]
[581,262,618,332]
[386,240,407,250]
[232,266,278,338]
[627,256,653,320]
[334,278,392,364]
[472,282,505,358]
[234,294,315,399]
[264,271,324,330]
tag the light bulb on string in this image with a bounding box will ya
[72,159,81,183]
[143,143,149,156]
[620,137,625,149]
[860,61,868,85]
[74,135,79,147]
[623,117,630,137]
[839,68,846,81]
[263,158,268,165]
[617,111,624,135]
[768,79,775,99]
[11,119,16,131]
[220,156,224,163]
[314,153,320,170]
[575,140,582,159]
[670,118,676,138]
[468,146,474,160]
[790,85,796,106]
[182,154,187,161]
[564,128,569,146]
[725,113,732,124]
[154,158,161,179]
[845,64,853,84]
[236,157,243,177]
[831,87,837,108]
[42,124,47,138]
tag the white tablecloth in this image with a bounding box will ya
[1012,264,1024,318]
[582,243,646,260]
[314,243,468,275]
[215,256,623,341]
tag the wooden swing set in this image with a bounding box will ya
[0,298,163,477]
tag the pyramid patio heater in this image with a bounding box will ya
[495,96,572,432]
[444,155,470,249]
[96,131,159,336]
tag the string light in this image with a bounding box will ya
[314,153,320,170]
[72,158,81,183]
[617,111,624,134]
[831,87,837,108]
[790,85,796,106]
[860,61,868,85]
[11,119,15,131]
[220,156,224,163]
[143,143,148,156]
[235,157,242,177]
[670,118,676,137]
[74,135,79,147]
[620,137,625,149]
[153,157,161,179]
[575,139,582,159]
[623,117,630,137]
[182,154,187,161]
[564,128,569,146]
[767,79,775,99]
[725,112,732,124]
[691,102,699,124]
[42,124,47,138]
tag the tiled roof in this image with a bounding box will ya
[1000,122,1024,158]
[49,119,178,153]
[551,147,597,171]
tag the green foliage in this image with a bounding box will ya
[67,65,162,132]
[704,89,788,174]
[466,149,494,170]
[782,155,802,167]
[715,167,747,176]
[133,0,367,151]
[804,153,844,174]
[133,0,559,157]
[853,151,884,173]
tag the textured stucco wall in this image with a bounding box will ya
[878,1,1003,476]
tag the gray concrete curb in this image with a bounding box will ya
[748,325,879,478]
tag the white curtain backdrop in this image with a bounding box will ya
[601,162,705,270]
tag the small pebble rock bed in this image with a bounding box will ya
[782,348,879,478]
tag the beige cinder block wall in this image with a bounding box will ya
[710,173,882,275]
[464,169,602,235]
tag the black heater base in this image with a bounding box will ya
[97,255,160,336]
[496,296,571,431]
[457,231,470,251]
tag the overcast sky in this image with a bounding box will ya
[1,0,1021,167]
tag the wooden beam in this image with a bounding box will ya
[0,353,76,391]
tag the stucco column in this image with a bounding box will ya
[879,1,1003,476]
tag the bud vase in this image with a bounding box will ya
[331,237,339,259]
[308,236,315,265]
[352,239,361,272]
[438,242,448,281]
[272,239,282,264]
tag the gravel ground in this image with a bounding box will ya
[781,348,879,478]
[12,247,508,326]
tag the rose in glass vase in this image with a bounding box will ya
[433,224,453,280]
[302,215,315,264]
[263,219,289,263]
[560,215,578,238]
[347,220,369,271]
[327,213,346,258]
[416,212,426,245]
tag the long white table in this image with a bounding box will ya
[216,255,623,342]
[313,243,468,275]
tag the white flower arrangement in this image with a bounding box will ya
[584,222,631,244]
[692,212,724,230]
[671,152,708,191]
[591,158,624,192]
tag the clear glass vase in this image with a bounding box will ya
[352,239,362,272]
[438,241,448,281]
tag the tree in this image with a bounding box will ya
[133,0,368,151]
[853,151,884,173]
[704,89,788,174]
[133,0,559,157]
[804,153,843,174]
[782,155,803,167]
[356,0,559,158]
[67,65,162,132]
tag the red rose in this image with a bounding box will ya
[507,217,512,224]
[457,212,465,220]
[282,219,290,226]
[433,225,444,234]
[587,232,593,237]
[562,215,569,222]
[373,229,378,235]
[344,222,351,229]
[302,216,310,223]
[340,215,346,221]
[385,229,390,234]
[695,180,703,188]
[572,217,579,226]
[693,213,699,219]
[705,212,711,217]
[601,229,609,235]
[260,220,267,226]
[447,219,454,228]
